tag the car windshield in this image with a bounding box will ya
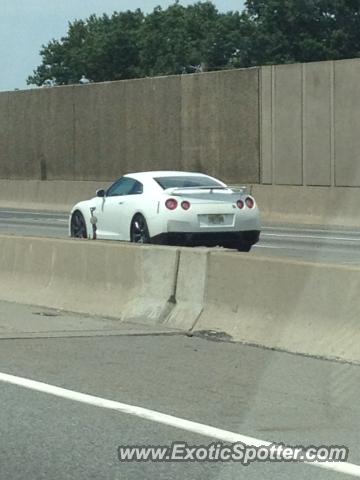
[154,175,224,190]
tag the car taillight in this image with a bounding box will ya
[165,198,178,210]
[245,197,255,209]
[181,201,191,210]
[237,200,244,209]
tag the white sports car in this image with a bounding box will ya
[69,171,261,251]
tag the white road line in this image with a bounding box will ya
[263,226,360,234]
[262,233,360,242]
[0,210,67,217]
[253,244,282,249]
[0,371,359,477]
[263,226,360,235]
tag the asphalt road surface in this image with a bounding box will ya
[0,208,360,264]
[0,300,359,480]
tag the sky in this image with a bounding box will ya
[0,0,246,92]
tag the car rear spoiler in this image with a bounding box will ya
[227,185,250,194]
[164,186,248,195]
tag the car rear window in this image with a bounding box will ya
[154,176,223,190]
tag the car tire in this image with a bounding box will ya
[237,244,252,252]
[70,211,88,239]
[223,241,252,252]
[130,214,151,244]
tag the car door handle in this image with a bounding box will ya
[118,201,125,205]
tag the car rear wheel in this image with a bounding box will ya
[71,211,87,238]
[222,241,252,252]
[237,243,252,252]
[130,214,150,244]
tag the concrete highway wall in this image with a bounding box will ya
[260,58,360,187]
[1,179,359,227]
[0,179,100,212]
[2,58,360,223]
[0,69,259,185]
[1,234,359,363]
[2,57,360,189]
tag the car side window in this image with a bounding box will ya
[106,177,143,197]
[129,180,143,195]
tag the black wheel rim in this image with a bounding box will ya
[71,213,87,238]
[131,217,149,243]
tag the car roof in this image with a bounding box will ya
[124,171,212,182]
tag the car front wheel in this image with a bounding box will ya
[70,211,87,238]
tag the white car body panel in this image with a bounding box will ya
[69,171,261,248]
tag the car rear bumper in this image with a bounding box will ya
[151,230,261,249]
[165,214,261,234]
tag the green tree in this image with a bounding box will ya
[27,10,144,86]
[138,2,242,75]
[27,2,243,86]
[239,0,360,66]
[27,0,360,87]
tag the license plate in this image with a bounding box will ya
[208,214,224,225]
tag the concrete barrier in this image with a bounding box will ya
[193,251,360,363]
[0,234,359,362]
[0,235,179,324]
[0,233,209,332]
[164,248,209,331]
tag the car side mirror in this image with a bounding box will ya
[96,189,105,198]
